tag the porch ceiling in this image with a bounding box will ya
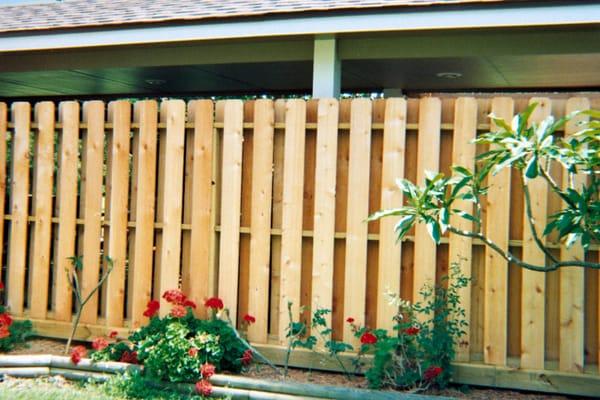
[0,26,599,98]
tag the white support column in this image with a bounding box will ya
[312,35,340,98]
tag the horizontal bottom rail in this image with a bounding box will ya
[16,318,600,397]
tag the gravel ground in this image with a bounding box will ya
[3,338,578,399]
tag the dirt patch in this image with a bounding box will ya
[4,339,577,399]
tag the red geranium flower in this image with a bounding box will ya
[200,362,216,379]
[108,331,118,339]
[195,379,213,396]
[241,349,253,366]
[143,300,160,318]
[170,305,187,318]
[163,289,186,305]
[0,327,9,339]
[424,366,443,381]
[92,337,109,351]
[70,345,87,365]
[346,317,355,324]
[183,299,197,309]
[0,313,13,327]
[0,281,4,290]
[204,297,224,310]
[360,332,377,345]
[188,347,198,357]
[243,314,256,324]
[404,326,420,335]
[119,351,139,364]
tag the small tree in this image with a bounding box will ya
[369,104,599,271]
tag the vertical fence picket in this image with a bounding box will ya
[158,100,186,312]
[79,101,105,325]
[7,103,31,316]
[278,99,306,342]
[559,97,589,372]
[218,100,244,325]
[186,100,215,319]
[342,99,372,345]
[376,98,406,332]
[412,97,441,316]
[130,100,158,328]
[484,97,514,365]
[0,104,6,288]
[247,100,275,343]
[449,97,477,361]
[269,100,286,337]
[311,98,339,341]
[105,100,131,327]
[28,102,55,319]
[520,97,551,369]
[53,102,80,322]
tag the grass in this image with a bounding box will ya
[0,376,218,400]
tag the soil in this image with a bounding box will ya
[3,338,577,399]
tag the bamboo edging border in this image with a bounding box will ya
[0,355,440,400]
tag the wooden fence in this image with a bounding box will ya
[0,95,599,395]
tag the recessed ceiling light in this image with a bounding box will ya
[436,72,462,79]
[145,79,166,86]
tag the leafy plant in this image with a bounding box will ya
[369,105,600,271]
[283,301,315,377]
[357,263,469,391]
[0,282,33,352]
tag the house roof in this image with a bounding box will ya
[0,0,514,34]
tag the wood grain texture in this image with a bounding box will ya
[105,101,131,327]
[484,97,514,366]
[278,99,306,343]
[53,102,80,322]
[79,101,105,324]
[7,103,31,316]
[217,100,245,325]
[158,100,186,314]
[520,97,551,370]
[559,97,589,373]
[311,98,339,342]
[376,98,406,332]
[449,97,477,361]
[342,99,372,345]
[130,101,158,328]
[187,100,215,319]
[247,100,275,343]
[413,97,441,317]
[29,102,55,319]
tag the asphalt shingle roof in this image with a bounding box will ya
[0,0,511,34]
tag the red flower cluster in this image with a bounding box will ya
[200,362,216,379]
[423,365,443,381]
[346,317,355,324]
[404,326,420,336]
[195,379,213,396]
[170,305,187,318]
[204,297,224,310]
[0,312,13,339]
[143,300,160,318]
[360,332,377,345]
[120,350,139,364]
[0,281,4,290]
[70,345,87,365]
[241,349,253,366]
[243,314,255,324]
[92,337,109,351]
[108,331,118,339]
[162,289,197,309]
[188,347,198,357]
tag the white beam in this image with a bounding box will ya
[312,35,340,98]
[0,3,599,52]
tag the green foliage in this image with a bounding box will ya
[0,318,33,352]
[90,341,132,363]
[369,104,600,271]
[361,263,469,391]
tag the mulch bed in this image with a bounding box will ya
[3,338,576,399]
